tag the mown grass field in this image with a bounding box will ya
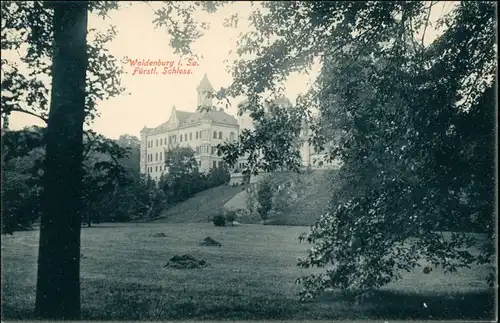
[1,222,495,321]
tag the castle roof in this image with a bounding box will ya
[185,109,237,126]
[196,73,214,91]
[143,75,238,134]
[175,110,193,124]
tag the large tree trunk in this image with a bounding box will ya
[35,2,89,320]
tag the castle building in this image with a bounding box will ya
[140,74,339,181]
[140,74,253,180]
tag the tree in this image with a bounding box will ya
[1,128,45,234]
[216,98,304,174]
[163,146,199,203]
[116,134,141,176]
[80,131,131,227]
[206,163,231,187]
[2,1,225,318]
[209,1,496,300]
[256,176,273,224]
[34,2,89,319]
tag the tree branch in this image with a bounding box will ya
[421,1,437,47]
[8,107,48,123]
[82,131,98,160]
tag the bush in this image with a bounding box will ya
[213,214,226,226]
[225,211,236,224]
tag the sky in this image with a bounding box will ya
[4,1,456,139]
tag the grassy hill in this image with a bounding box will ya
[151,184,249,223]
[1,223,494,321]
[152,169,338,225]
[268,169,338,226]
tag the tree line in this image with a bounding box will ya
[1,128,232,233]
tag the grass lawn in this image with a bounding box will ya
[1,223,496,321]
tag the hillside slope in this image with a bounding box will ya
[151,169,337,225]
[225,169,337,226]
[269,169,337,226]
[151,184,248,223]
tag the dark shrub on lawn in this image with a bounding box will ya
[213,214,226,226]
[225,211,236,225]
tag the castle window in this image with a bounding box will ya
[156,139,158,147]
[218,131,222,140]
[164,137,167,145]
[230,132,235,142]
[213,161,217,168]
[196,132,198,139]
[164,151,167,160]
[196,146,200,154]
[160,138,162,145]
[213,131,217,139]
[155,166,158,172]
[155,152,158,161]
[184,134,187,141]
[189,132,192,140]
[218,161,222,167]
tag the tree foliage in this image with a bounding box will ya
[206,1,496,300]
[256,175,273,224]
[161,146,231,204]
[0,129,161,230]
[216,99,305,173]
[1,127,45,234]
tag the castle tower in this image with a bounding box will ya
[196,73,214,110]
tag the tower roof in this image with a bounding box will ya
[196,73,214,91]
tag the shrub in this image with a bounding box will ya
[213,214,226,226]
[225,211,236,225]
